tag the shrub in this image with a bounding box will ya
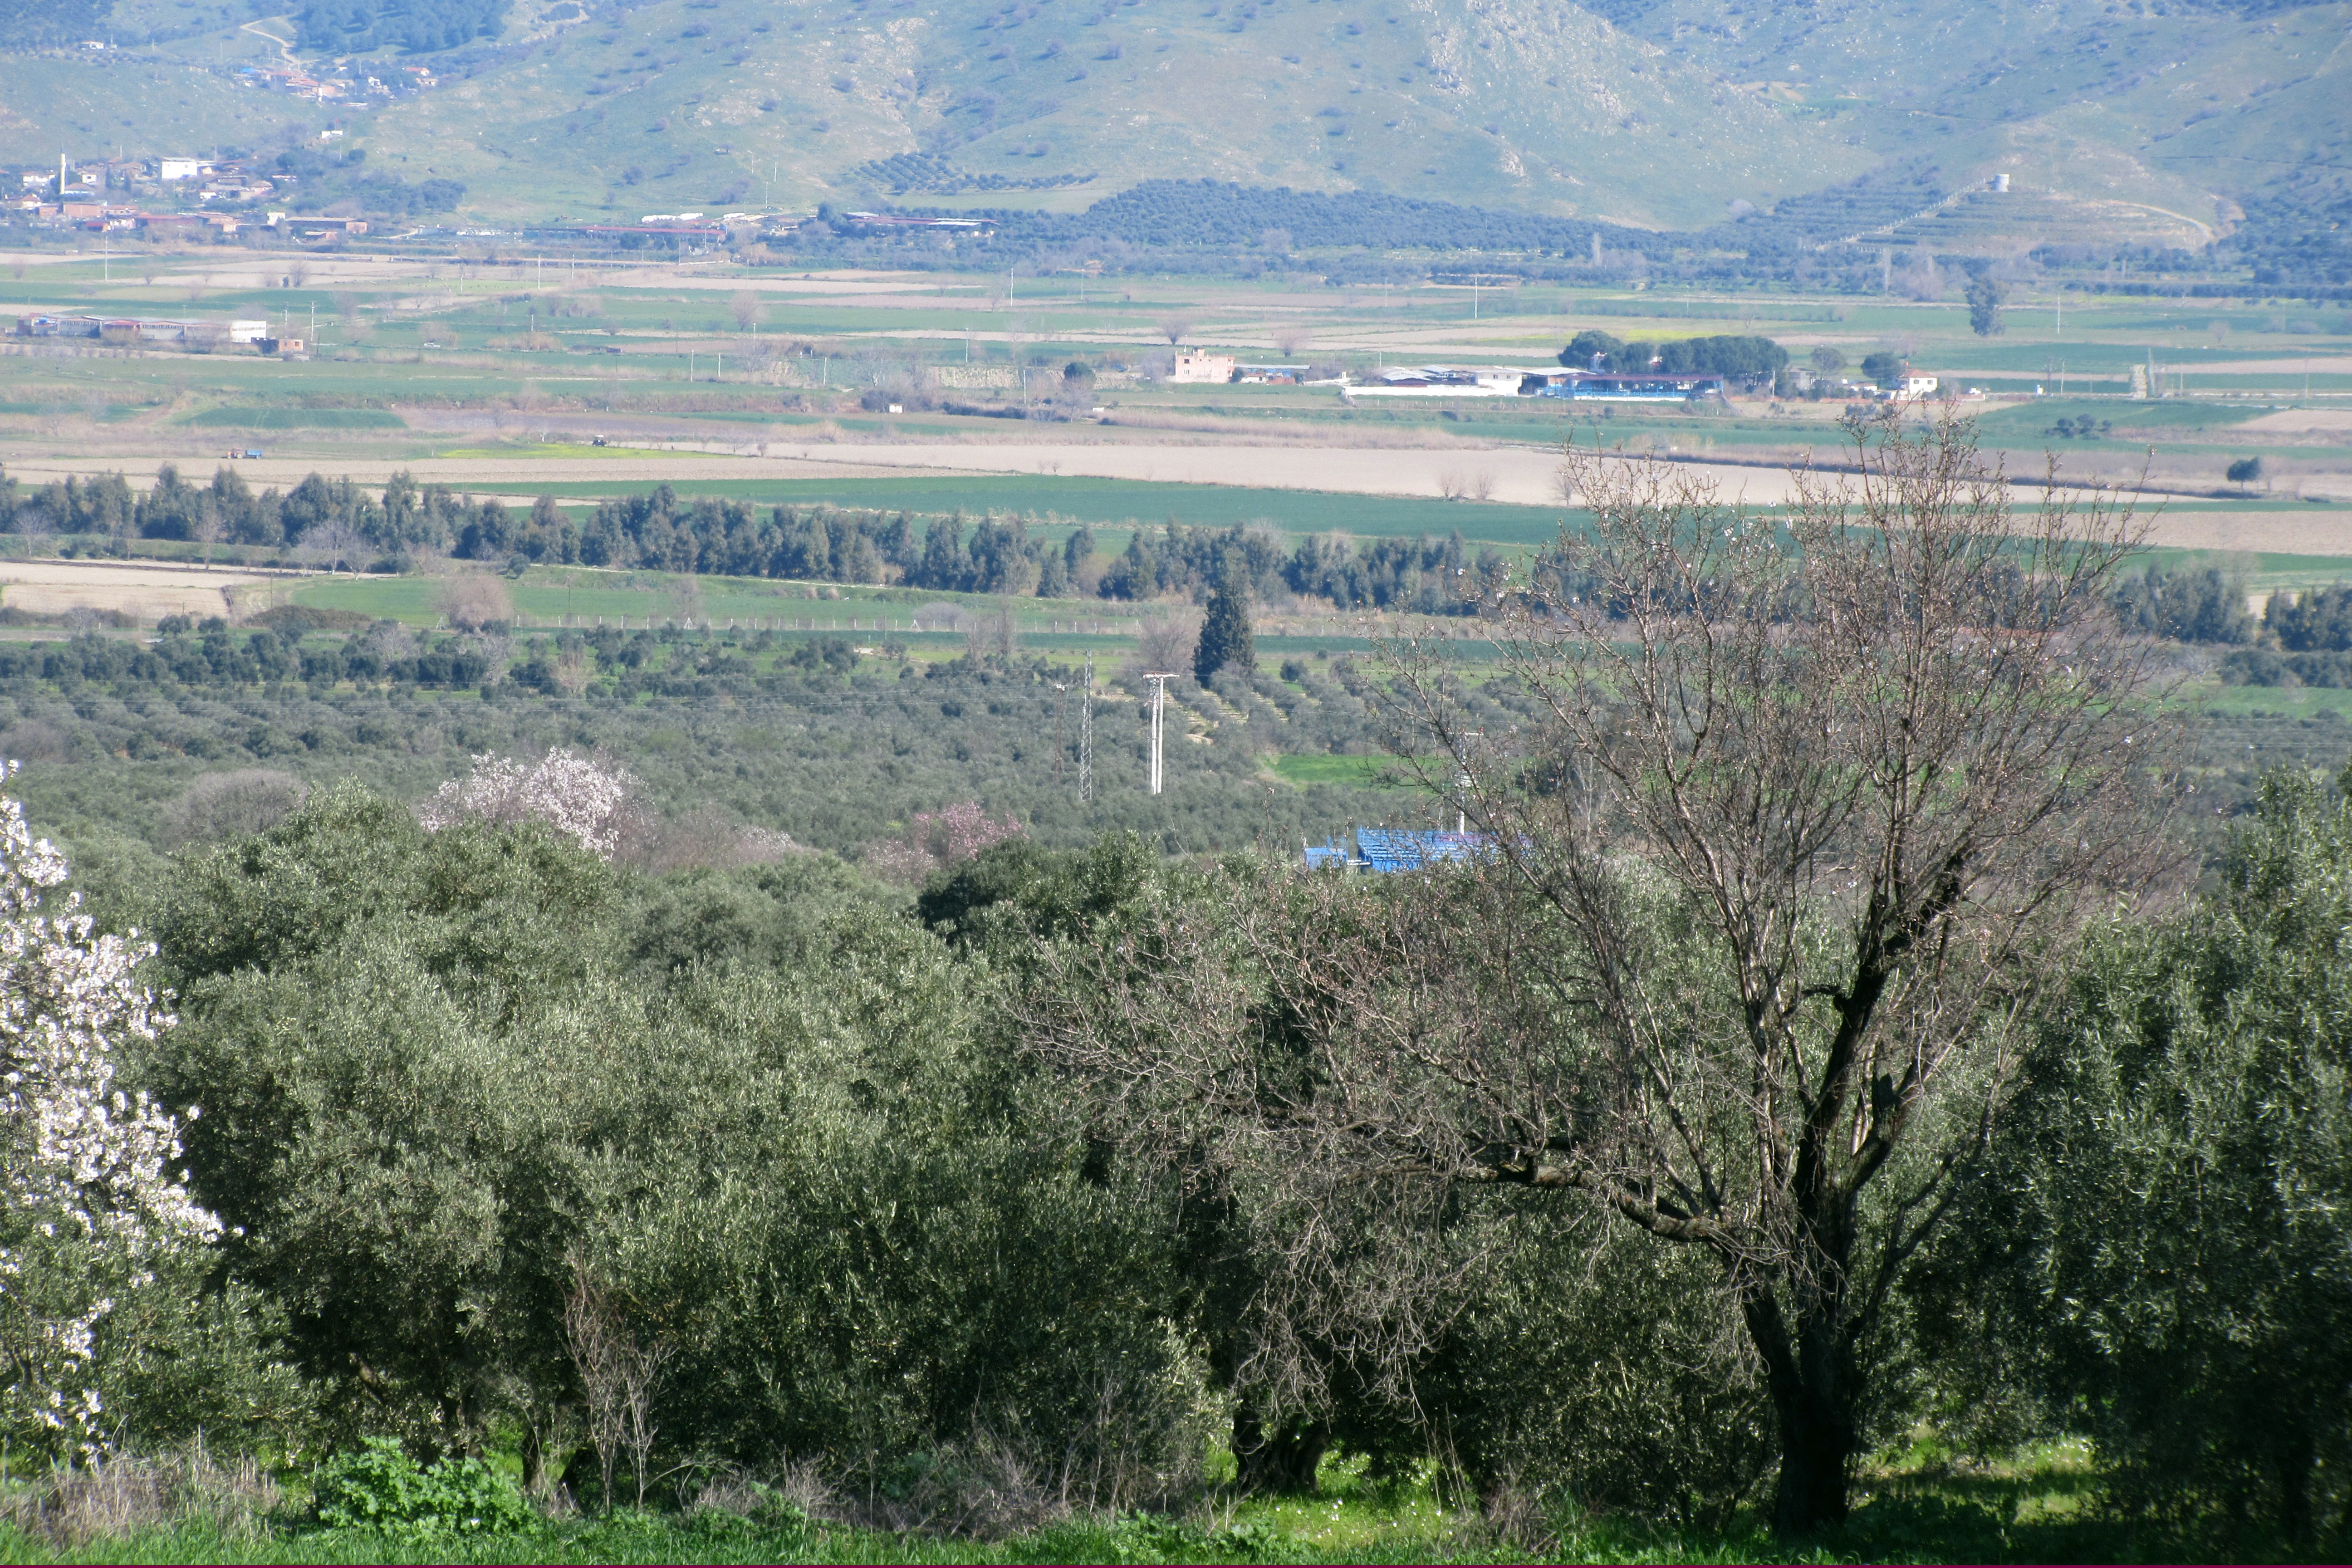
[436,574,513,632]
[160,769,310,849]
[0,773,245,1462]
[313,1437,534,1534]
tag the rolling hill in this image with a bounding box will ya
[0,0,2343,250]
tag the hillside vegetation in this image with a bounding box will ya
[3,0,2337,245]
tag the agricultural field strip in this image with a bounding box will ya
[0,443,2203,509]
[6,446,2345,551]
[0,559,284,618]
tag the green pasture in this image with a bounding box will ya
[284,569,1457,660]
[290,571,926,629]
[2194,684,2352,720]
[467,475,1576,546]
[182,407,410,430]
[1270,753,1401,787]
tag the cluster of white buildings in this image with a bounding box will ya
[1163,348,1732,402]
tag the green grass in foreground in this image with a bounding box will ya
[0,1441,2175,1565]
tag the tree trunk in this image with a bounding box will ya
[1234,1404,1329,1494]
[1770,1371,1854,1535]
[1744,1270,1857,1534]
[2275,1411,2314,1549]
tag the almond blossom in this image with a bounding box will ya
[861,801,1025,885]
[0,765,219,1458]
[417,747,637,859]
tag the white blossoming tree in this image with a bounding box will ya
[418,748,637,860]
[0,766,223,1460]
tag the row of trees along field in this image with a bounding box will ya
[0,466,1511,616]
[1,414,2347,1560]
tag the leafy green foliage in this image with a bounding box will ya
[1194,564,1255,683]
[2267,583,2352,651]
[1965,274,2004,337]
[1418,1211,1776,1533]
[2108,566,2254,644]
[313,1437,533,1534]
[1918,765,2352,1554]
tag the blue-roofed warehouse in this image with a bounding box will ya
[1303,827,1493,872]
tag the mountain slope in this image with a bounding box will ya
[340,0,1872,230]
[1596,0,2352,248]
[0,0,2342,247]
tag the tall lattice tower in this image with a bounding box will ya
[1076,654,1094,804]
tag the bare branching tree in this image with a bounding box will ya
[564,1256,671,1511]
[1027,412,2181,1531]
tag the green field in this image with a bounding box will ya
[184,408,412,431]
[493,475,1573,547]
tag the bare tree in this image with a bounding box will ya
[1156,316,1193,346]
[1272,325,1310,358]
[564,1256,670,1511]
[730,289,764,331]
[437,573,513,631]
[1027,411,2178,1532]
[192,498,223,566]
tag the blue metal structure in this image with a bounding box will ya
[1303,828,1493,872]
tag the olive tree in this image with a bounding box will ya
[1029,412,2178,1531]
[1918,764,2352,1553]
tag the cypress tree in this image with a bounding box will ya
[1195,559,1255,682]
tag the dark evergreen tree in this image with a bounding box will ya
[1195,559,1254,682]
[1966,272,2005,337]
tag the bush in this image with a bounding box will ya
[313,1437,534,1534]
[1421,1214,1775,1533]
[159,769,310,849]
[1918,766,2352,1554]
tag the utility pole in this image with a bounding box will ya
[1078,654,1094,804]
[1455,731,1481,834]
[1052,680,1068,786]
[1142,671,1175,795]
